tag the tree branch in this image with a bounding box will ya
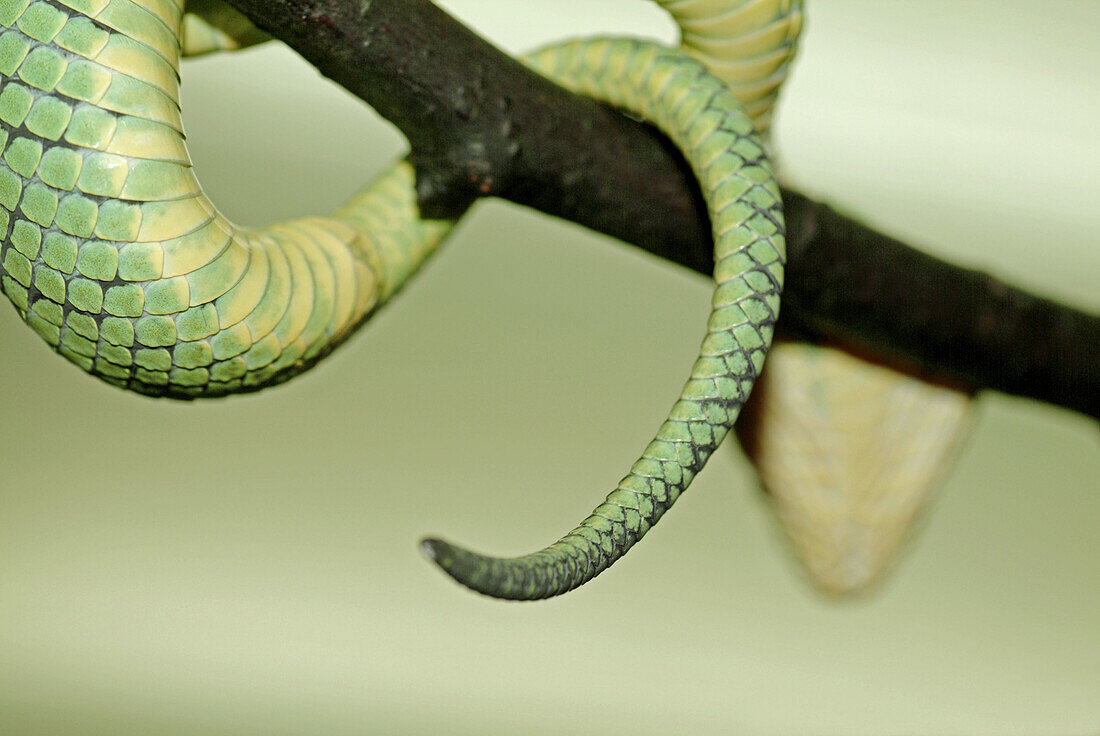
[220,0,1099,420]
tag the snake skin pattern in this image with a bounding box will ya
[668,0,802,132]
[418,2,799,599]
[0,0,455,397]
[423,37,785,600]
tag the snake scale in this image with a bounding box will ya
[0,0,802,599]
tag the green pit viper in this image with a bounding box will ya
[3,0,959,600]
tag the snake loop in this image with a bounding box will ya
[0,0,455,397]
[1,0,796,599]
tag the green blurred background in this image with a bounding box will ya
[1,1,1097,733]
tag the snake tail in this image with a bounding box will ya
[422,38,784,600]
[0,0,453,398]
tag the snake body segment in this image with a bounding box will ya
[668,0,802,131]
[0,0,452,397]
[423,38,785,599]
[417,2,800,598]
[421,1,801,599]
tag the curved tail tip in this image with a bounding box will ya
[420,537,468,581]
[419,537,450,565]
[420,537,505,598]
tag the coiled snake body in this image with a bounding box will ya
[0,0,801,598]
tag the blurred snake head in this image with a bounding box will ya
[736,340,973,594]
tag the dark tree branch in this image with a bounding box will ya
[780,191,1100,418]
[221,0,1099,420]
[218,0,713,266]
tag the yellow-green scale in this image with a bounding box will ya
[423,37,784,599]
[0,0,455,397]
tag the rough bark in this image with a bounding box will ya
[220,0,1100,419]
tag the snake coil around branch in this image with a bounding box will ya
[0,0,803,599]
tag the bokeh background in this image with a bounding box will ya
[1,1,1097,733]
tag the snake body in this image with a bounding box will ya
[0,0,454,397]
[0,0,796,598]
[423,2,800,599]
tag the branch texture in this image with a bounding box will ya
[221,0,1099,419]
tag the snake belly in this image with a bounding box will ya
[0,0,454,398]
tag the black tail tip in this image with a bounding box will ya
[419,537,451,565]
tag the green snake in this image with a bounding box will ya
[0,0,799,599]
